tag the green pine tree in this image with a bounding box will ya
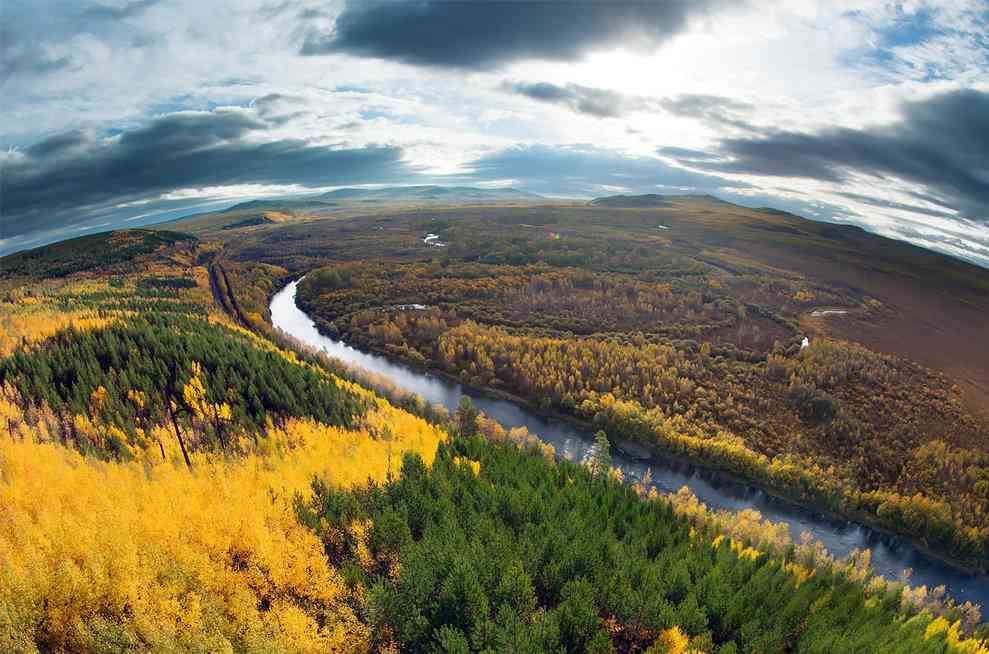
[590,430,612,479]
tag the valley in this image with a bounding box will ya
[221,196,989,572]
[2,195,989,652]
[273,278,989,610]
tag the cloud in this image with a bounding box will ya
[503,82,757,130]
[24,130,93,158]
[301,0,739,69]
[2,0,162,83]
[881,219,989,268]
[0,24,73,81]
[502,81,644,118]
[1,48,72,77]
[1,107,413,239]
[840,3,989,84]
[832,191,958,220]
[80,0,161,21]
[455,143,747,196]
[657,94,756,130]
[673,89,989,224]
[656,146,722,162]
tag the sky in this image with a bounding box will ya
[2,0,988,267]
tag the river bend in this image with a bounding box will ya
[271,279,988,608]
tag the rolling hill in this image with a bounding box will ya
[316,185,544,203]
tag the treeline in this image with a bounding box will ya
[0,229,195,279]
[297,433,989,652]
[213,258,290,332]
[582,392,989,566]
[136,275,198,291]
[299,264,989,568]
[422,211,860,321]
[422,318,989,563]
[299,261,796,353]
[0,314,364,458]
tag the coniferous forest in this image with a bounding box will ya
[300,434,981,653]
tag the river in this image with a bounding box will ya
[270,279,988,609]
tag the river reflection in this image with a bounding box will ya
[271,279,988,608]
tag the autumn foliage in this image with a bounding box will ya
[0,379,444,652]
[300,261,989,567]
[1,227,988,652]
[0,242,445,652]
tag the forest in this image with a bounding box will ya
[296,246,989,569]
[0,229,195,278]
[0,314,364,458]
[1,223,988,652]
[225,200,989,410]
[0,230,444,651]
[298,429,988,653]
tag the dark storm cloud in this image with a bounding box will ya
[677,89,989,223]
[658,94,756,130]
[2,109,412,239]
[503,81,642,118]
[301,0,739,69]
[24,130,92,158]
[457,143,747,196]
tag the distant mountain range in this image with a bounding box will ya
[224,186,542,212]
[318,185,542,203]
[223,198,337,211]
[589,193,726,208]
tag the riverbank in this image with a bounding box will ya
[267,277,989,609]
[299,292,989,575]
[327,335,989,577]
